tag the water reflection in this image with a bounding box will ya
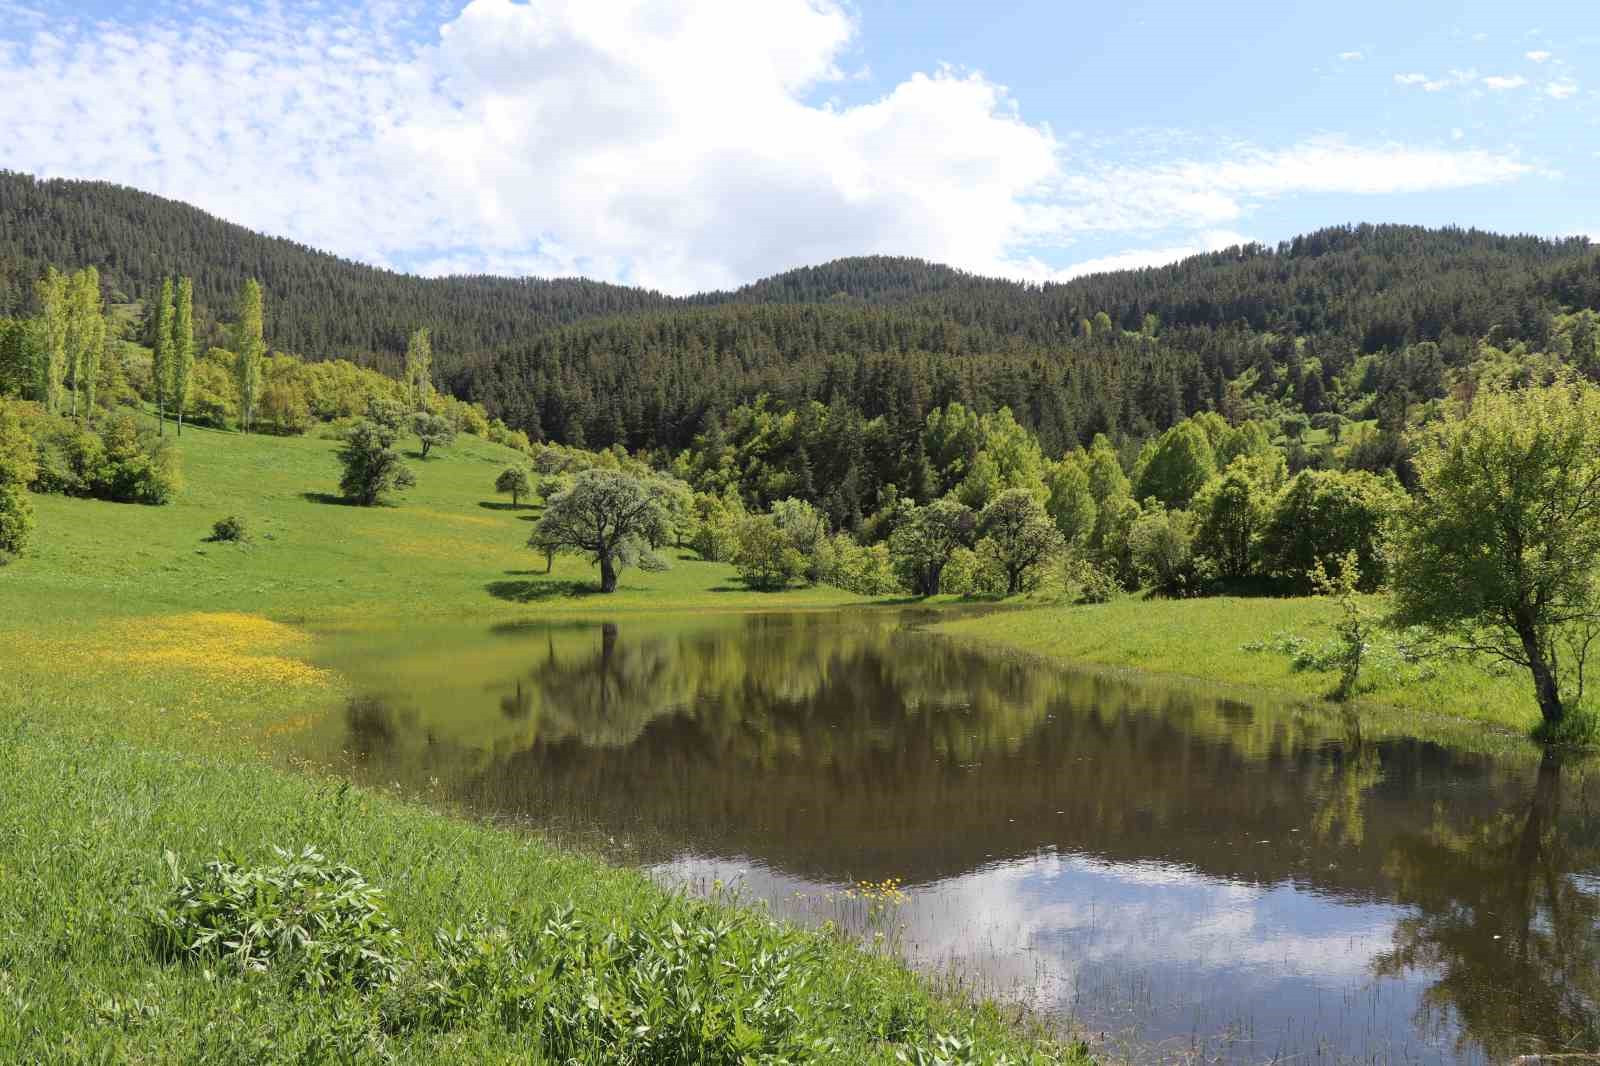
[296,611,1600,1063]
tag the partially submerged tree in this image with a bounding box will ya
[495,466,532,507]
[337,420,416,506]
[533,469,670,593]
[1390,380,1600,735]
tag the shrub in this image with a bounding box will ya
[30,413,179,504]
[732,513,807,590]
[148,846,405,991]
[0,482,33,562]
[1128,504,1196,595]
[208,515,249,543]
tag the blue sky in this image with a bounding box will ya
[0,0,1593,292]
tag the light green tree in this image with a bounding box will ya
[404,327,434,410]
[495,466,532,508]
[1044,455,1097,546]
[234,279,265,432]
[32,268,69,414]
[172,277,195,435]
[66,267,105,420]
[977,489,1065,595]
[152,277,176,433]
[1135,420,1216,509]
[1389,381,1600,734]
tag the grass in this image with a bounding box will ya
[932,593,1545,740]
[0,421,1080,1064]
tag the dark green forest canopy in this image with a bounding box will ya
[4,170,1598,459]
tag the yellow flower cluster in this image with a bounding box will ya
[104,612,336,690]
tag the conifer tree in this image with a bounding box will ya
[404,327,433,410]
[234,279,265,432]
[152,277,175,433]
[172,277,194,435]
[32,268,69,414]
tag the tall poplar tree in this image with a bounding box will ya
[234,279,265,433]
[404,327,433,410]
[152,277,175,434]
[67,267,105,420]
[32,268,69,414]
[172,276,194,435]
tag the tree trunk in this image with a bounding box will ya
[1516,613,1565,727]
[599,550,618,593]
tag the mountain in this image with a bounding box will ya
[3,170,1598,455]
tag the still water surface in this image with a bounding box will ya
[292,609,1600,1063]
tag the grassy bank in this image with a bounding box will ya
[932,594,1542,737]
[0,424,1078,1063]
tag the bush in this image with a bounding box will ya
[207,515,249,543]
[338,420,416,506]
[31,413,179,504]
[0,482,33,562]
[149,846,405,991]
[732,513,808,590]
[1128,504,1196,595]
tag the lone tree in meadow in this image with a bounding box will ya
[495,466,532,507]
[1389,380,1600,736]
[411,411,456,459]
[532,468,670,593]
[337,419,416,506]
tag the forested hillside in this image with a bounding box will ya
[0,172,675,370]
[4,170,1599,464]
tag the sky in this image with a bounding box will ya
[0,0,1594,294]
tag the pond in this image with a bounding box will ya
[287,608,1600,1064]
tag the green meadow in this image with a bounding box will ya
[2,425,1086,1064]
[0,417,1554,1063]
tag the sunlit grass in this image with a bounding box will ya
[933,594,1543,740]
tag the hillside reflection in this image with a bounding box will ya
[298,611,1600,1062]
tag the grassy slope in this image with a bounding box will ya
[0,424,1074,1064]
[933,595,1541,737]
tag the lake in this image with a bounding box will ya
[287,608,1600,1064]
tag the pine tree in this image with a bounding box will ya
[32,268,69,414]
[234,279,265,432]
[404,327,433,410]
[152,277,175,433]
[172,277,194,435]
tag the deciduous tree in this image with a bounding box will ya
[533,469,671,593]
[1389,381,1600,733]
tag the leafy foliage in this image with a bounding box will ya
[337,419,416,506]
[148,846,406,991]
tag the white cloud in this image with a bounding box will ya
[1338,50,1364,61]
[1393,72,1428,85]
[1483,74,1528,90]
[0,0,1545,292]
[1451,127,1465,140]
[1526,50,1552,63]
[1547,80,1579,99]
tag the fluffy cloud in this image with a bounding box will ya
[1483,74,1529,90]
[1546,80,1580,99]
[1526,50,1553,63]
[1338,50,1364,61]
[0,0,1542,292]
[1394,72,1428,85]
[1052,231,1252,281]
